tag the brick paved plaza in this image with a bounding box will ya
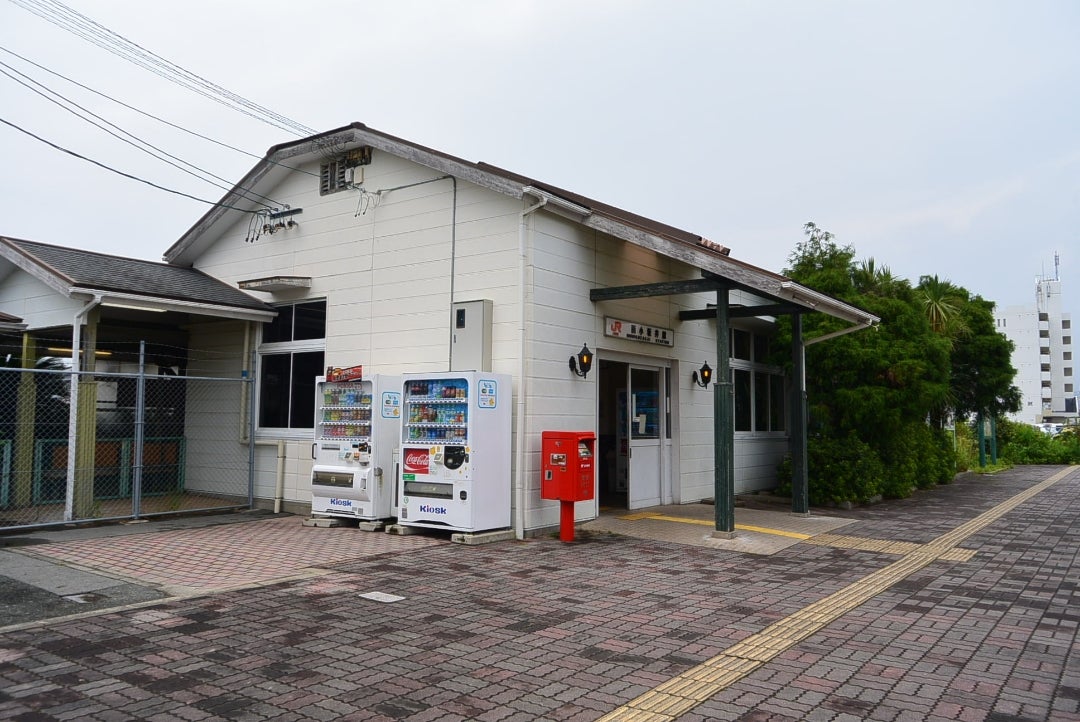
[1,465,1078,721]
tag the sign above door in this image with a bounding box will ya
[604,317,674,347]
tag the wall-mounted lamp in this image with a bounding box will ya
[569,343,593,378]
[692,361,712,388]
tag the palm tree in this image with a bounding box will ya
[918,274,967,338]
[853,258,904,296]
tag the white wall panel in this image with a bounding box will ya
[0,272,85,330]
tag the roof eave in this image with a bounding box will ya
[70,288,276,323]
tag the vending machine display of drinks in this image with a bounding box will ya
[398,371,511,532]
[311,374,402,520]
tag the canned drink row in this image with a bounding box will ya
[407,427,466,442]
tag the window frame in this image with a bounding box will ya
[730,328,787,436]
[257,300,327,437]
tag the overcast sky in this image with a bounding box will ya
[1,0,1076,313]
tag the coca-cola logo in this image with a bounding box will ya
[403,449,429,473]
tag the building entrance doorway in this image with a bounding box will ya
[597,359,670,509]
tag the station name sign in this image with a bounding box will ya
[604,317,674,347]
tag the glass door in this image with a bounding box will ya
[627,366,662,508]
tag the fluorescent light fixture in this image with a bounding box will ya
[102,302,167,312]
[46,347,113,357]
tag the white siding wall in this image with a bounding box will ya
[173,149,789,522]
[0,272,85,330]
[520,214,787,532]
[189,151,523,508]
[182,320,253,497]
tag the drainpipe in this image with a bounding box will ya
[65,294,102,521]
[514,191,548,539]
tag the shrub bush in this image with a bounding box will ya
[805,433,885,505]
[954,422,977,472]
[998,419,1080,464]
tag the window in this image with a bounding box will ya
[1065,352,1073,361]
[319,159,348,195]
[731,329,786,433]
[1063,319,1071,330]
[733,369,751,431]
[1065,384,1074,394]
[732,329,751,360]
[1064,336,1072,345]
[259,300,326,430]
[769,374,786,432]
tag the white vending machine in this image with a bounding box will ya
[311,373,402,520]
[398,371,511,532]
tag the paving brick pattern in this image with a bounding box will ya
[16,517,445,593]
[1,466,1077,721]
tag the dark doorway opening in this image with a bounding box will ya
[597,359,627,509]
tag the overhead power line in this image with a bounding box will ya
[0,116,273,215]
[7,0,316,137]
[0,44,319,178]
[0,60,283,209]
[0,44,262,162]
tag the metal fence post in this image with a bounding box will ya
[132,340,146,519]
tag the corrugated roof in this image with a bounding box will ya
[0,236,271,312]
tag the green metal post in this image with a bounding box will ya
[791,314,808,515]
[977,412,986,468]
[714,287,734,534]
[990,415,998,464]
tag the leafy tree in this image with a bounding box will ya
[950,294,1021,419]
[775,223,1018,502]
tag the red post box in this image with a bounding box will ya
[541,431,595,542]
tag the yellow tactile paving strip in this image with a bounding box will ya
[596,466,1076,721]
[619,512,811,540]
[804,533,976,561]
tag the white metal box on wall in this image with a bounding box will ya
[450,300,492,372]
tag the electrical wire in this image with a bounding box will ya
[12,0,313,136]
[0,44,319,178]
[0,115,274,215]
[0,61,282,210]
[8,0,315,136]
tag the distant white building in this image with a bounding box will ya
[996,255,1076,425]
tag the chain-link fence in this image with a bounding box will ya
[0,359,254,531]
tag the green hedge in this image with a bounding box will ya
[777,425,957,505]
[998,419,1080,464]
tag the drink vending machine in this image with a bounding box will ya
[398,371,511,532]
[311,373,402,520]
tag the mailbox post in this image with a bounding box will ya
[540,431,596,542]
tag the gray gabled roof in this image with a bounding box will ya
[164,122,877,328]
[0,236,274,320]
